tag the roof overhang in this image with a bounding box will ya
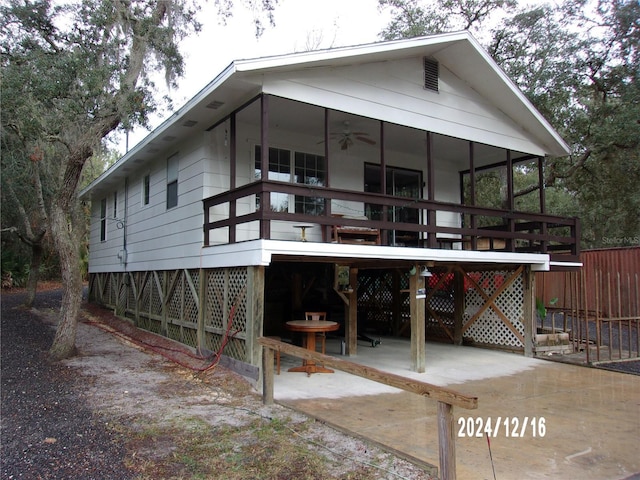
[80,31,570,200]
[200,240,552,272]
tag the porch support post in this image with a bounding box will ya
[246,266,265,385]
[426,132,436,248]
[506,149,515,252]
[229,113,237,243]
[410,266,426,372]
[323,108,332,241]
[346,267,358,355]
[537,156,545,214]
[522,265,535,357]
[380,121,388,245]
[453,268,465,346]
[260,95,270,239]
[197,268,206,354]
[538,156,548,254]
[469,142,477,250]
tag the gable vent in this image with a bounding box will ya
[423,57,439,92]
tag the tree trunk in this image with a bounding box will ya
[24,243,43,308]
[48,203,83,360]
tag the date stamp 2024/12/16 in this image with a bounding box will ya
[457,417,546,438]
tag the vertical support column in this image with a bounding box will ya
[229,113,237,244]
[262,347,274,405]
[380,121,388,245]
[453,268,465,346]
[323,108,332,241]
[437,401,457,480]
[161,271,168,337]
[506,150,515,252]
[410,267,426,372]
[426,132,436,248]
[469,142,478,250]
[346,267,358,356]
[260,95,270,239]
[522,265,535,357]
[197,268,206,354]
[246,266,265,376]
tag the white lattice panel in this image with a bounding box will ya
[464,270,524,348]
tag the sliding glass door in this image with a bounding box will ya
[365,164,422,246]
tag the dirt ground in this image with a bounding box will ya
[1,286,435,479]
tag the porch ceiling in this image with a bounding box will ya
[200,239,552,271]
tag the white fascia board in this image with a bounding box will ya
[200,240,551,271]
[458,35,570,156]
[233,31,471,73]
[549,261,583,269]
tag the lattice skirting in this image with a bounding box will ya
[463,269,526,349]
[88,267,253,363]
[356,266,529,351]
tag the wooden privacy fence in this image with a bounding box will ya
[258,337,478,480]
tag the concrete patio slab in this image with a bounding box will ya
[273,337,640,480]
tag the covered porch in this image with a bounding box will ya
[203,94,580,266]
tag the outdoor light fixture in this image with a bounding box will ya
[419,266,433,277]
[410,265,433,277]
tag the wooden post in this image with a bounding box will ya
[197,268,206,354]
[522,266,534,357]
[161,271,168,336]
[453,269,464,345]
[410,266,426,372]
[437,401,456,480]
[262,347,274,405]
[246,266,265,376]
[346,267,358,356]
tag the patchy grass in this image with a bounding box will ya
[121,414,380,480]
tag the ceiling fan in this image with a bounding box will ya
[328,121,376,150]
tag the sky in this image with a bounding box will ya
[114,0,392,153]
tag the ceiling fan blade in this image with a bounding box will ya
[356,136,377,145]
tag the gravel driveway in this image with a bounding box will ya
[1,288,436,480]
[1,289,133,479]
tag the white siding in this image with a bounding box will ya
[89,134,208,273]
[260,57,547,156]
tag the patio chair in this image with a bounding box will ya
[304,311,327,354]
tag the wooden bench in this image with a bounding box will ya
[331,214,380,245]
[333,226,381,245]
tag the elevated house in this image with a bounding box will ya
[81,32,580,381]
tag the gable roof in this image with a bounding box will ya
[81,31,569,199]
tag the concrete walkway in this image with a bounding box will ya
[273,337,640,480]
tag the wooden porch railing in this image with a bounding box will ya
[203,180,579,262]
[258,336,478,480]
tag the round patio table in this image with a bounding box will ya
[285,320,339,374]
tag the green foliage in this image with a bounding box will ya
[379,0,640,249]
[1,242,30,288]
[536,296,558,320]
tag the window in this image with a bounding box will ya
[113,191,117,219]
[142,174,150,205]
[254,146,291,212]
[100,198,107,242]
[254,146,326,214]
[166,153,178,209]
[294,152,326,215]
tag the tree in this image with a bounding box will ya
[0,0,277,359]
[378,0,640,248]
[379,0,517,40]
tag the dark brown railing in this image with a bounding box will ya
[203,180,579,262]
